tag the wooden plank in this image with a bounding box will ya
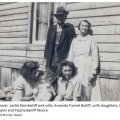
[11,68,20,83]
[92,25,116,35]
[0,44,44,51]
[95,35,120,43]
[99,78,118,101]
[0,62,23,69]
[31,40,46,46]
[0,68,1,89]
[0,67,12,89]
[26,51,44,58]
[0,56,26,63]
[26,57,44,64]
[0,2,15,5]
[0,25,28,33]
[0,13,28,22]
[0,44,27,50]
[0,7,29,16]
[65,2,78,5]
[0,2,29,11]
[100,53,120,62]
[101,62,120,71]
[100,70,120,79]
[67,16,120,27]
[0,50,26,56]
[0,19,28,27]
[66,2,120,11]
[27,45,45,51]
[117,80,120,100]
[0,31,28,38]
[98,44,120,52]
[91,76,101,101]
[0,38,29,44]
[75,25,120,35]
[68,7,120,18]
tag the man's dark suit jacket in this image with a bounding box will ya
[44,23,76,68]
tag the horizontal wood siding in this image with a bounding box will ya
[0,2,30,89]
[0,2,30,69]
[66,2,120,101]
[66,2,120,79]
[0,3,46,70]
[66,2,120,10]
[0,68,12,89]
[100,78,118,101]
[0,3,47,89]
[0,2,29,40]
[26,44,45,71]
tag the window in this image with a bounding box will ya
[30,2,54,44]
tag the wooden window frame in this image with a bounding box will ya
[30,2,53,45]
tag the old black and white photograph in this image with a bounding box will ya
[0,2,119,101]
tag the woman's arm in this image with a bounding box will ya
[54,94,63,101]
[21,96,34,101]
[90,39,99,80]
[72,79,82,101]
[73,97,80,101]
[67,40,74,61]
[12,89,24,101]
[3,86,13,94]
[12,90,34,101]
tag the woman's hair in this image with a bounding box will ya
[78,20,93,35]
[20,61,39,80]
[58,60,77,78]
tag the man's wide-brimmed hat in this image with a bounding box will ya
[53,6,69,16]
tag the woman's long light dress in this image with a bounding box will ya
[68,34,99,100]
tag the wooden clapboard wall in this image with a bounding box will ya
[26,3,51,70]
[1,2,120,101]
[0,2,49,89]
[0,2,30,89]
[65,2,120,101]
[0,2,31,67]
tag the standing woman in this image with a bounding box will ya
[68,20,99,101]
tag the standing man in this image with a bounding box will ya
[44,6,76,72]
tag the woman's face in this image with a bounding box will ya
[79,21,90,35]
[62,65,73,80]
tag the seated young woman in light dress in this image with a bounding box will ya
[0,61,41,101]
[12,61,41,101]
[54,60,81,101]
[0,61,57,101]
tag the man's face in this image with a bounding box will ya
[62,65,73,80]
[56,14,67,26]
[79,21,90,35]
